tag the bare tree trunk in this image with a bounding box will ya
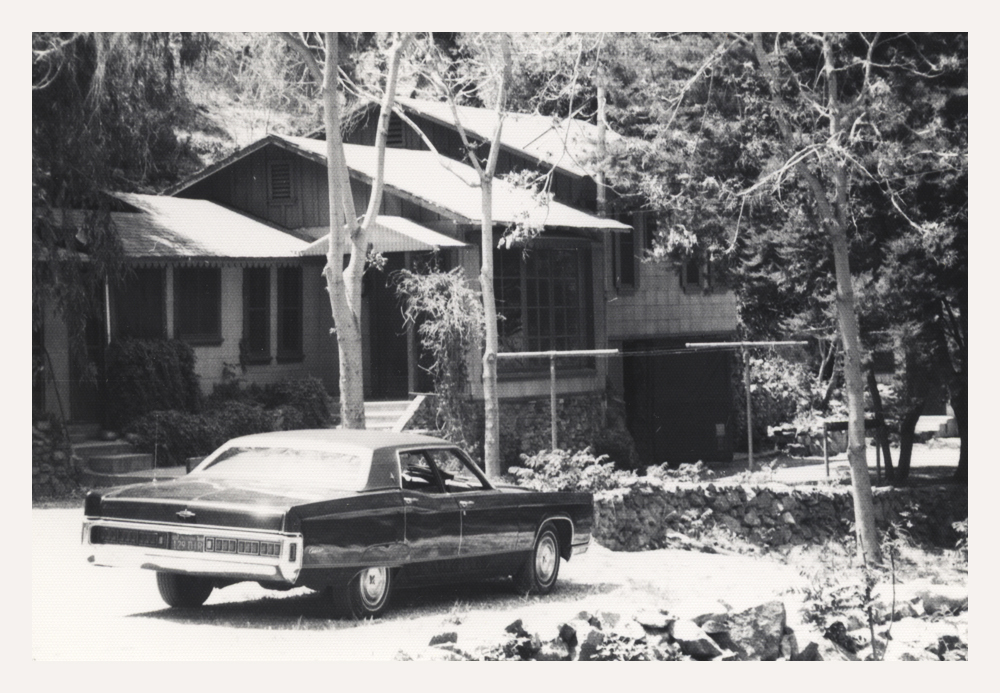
[752,33,881,564]
[479,35,512,479]
[480,180,501,477]
[895,399,925,485]
[867,363,894,484]
[317,33,365,428]
[283,32,410,430]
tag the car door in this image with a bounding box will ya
[426,448,523,574]
[398,450,462,580]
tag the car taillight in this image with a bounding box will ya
[84,491,102,517]
[289,543,297,562]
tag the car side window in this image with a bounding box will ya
[427,450,488,493]
[399,452,442,493]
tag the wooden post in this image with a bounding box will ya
[550,354,558,451]
[823,421,830,477]
[744,347,753,471]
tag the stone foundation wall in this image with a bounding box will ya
[32,421,79,499]
[406,393,612,469]
[594,480,968,551]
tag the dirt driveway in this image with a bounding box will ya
[33,508,810,661]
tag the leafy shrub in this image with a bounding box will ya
[396,266,484,450]
[125,410,225,465]
[207,374,335,428]
[508,448,638,493]
[258,378,335,428]
[646,460,715,483]
[731,352,818,451]
[591,403,641,470]
[104,339,200,429]
[125,375,335,465]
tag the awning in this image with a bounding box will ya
[298,216,469,256]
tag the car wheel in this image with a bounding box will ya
[514,524,560,595]
[156,572,214,608]
[335,566,393,619]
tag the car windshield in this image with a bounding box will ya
[194,446,372,490]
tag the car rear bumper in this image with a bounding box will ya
[82,518,304,584]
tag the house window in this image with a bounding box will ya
[174,267,222,344]
[680,257,716,293]
[114,267,165,340]
[613,213,638,290]
[268,161,293,202]
[495,242,593,370]
[277,266,303,361]
[242,267,270,364]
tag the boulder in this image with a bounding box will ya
[670,619,724,660]
[504,618,529,638]
[428,631,457,646]
[612,618,648,642]
[633,609,674,631]
[535,638,572,661]
[577,628,607,661]
[914,583,968,615]
[791,642,822,661]
[723,601,787,660]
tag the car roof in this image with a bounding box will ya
[222,429,454,453]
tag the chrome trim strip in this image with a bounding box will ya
[82,519,304,584]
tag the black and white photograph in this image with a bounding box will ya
[31,28,970,667]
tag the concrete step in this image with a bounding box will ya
[364,400,411,430]
[86,453,155,475]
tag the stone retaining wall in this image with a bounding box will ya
[32,420,79,499]
[594,479,967,550]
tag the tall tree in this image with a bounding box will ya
[413,33,513,477]
[32,32,201,408]
[279,32,411,429]
[581,32,965,562]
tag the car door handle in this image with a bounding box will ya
[458,500,474,508]
[403,497,416,505]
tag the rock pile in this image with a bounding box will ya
[400,600,829,661]
[32,420,79,499]
[398,589,968,661]
[594,480,967,551]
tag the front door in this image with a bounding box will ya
[365,254,409,400]
[69,297,106,424]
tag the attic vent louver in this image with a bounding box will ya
[387,114,404,148]
[269,161,292,202]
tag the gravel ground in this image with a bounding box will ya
[33,508,810,661]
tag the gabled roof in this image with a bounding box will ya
[164,133,629,232]
[396,97,617,180]
[103,193,309,260]
[280,135,629,232]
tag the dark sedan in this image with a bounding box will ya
[82,430,593,618]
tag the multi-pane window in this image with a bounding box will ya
[242,267,270,363]
[174,267,221,344]
[115,267,165,340]
[495,243,592,369]
[277,266,303,361]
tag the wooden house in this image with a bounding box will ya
[37,98,738,464]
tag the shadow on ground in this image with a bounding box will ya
[130,578,619,630]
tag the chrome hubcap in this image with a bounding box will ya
[536,535,557,583]
[359,567,388,607]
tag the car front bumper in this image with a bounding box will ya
[82,518,304,584]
